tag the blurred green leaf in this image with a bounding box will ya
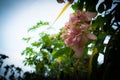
[52,47,71,59]
[28,21,49,32]
[22,37,31,43]
[21,47,37,56]
[31,41,41,48]
[72,0,84,11]
[92,16,105,30]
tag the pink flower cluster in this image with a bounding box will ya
[61,10,97,58]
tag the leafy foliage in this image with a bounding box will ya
[21,20,91,79]
[72,0,98,12]
[28,21,49,32]
[0,54,23,80]
[16,0,120,80]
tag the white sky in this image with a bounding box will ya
[0,0,73,71]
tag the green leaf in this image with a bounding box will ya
[41,49,50,58]
[22,47,37,56]
[85,0,99,12]
[72,1,84,11]
[92,16,105,30]
[39,33,52,49]
[72,0,98,12]
[28,21,49,32]
[22,37,31,43]
[52,47,71,59]
[31,41,41,47]
[53,39,65,48]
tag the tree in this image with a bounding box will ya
[21,0,120,80]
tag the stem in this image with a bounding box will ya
[72,59,80,80]
[74,59,80,72]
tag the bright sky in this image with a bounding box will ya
[0,0,73,71]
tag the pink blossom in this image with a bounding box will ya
[61,10,97,58]
[69,10,96,24]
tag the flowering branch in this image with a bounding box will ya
[61,10,97,58]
